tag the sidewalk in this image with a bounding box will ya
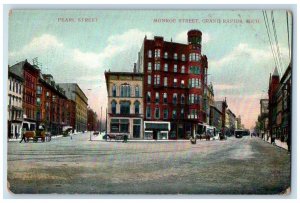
[8,134,64,142]
[259,136,288,150]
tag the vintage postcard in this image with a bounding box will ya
[6,9,292,195]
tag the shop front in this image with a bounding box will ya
[144,121,170,140]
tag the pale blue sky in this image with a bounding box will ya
[8,10,292,128]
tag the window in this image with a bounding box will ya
[181,94,185,104]
[146,106,151,118]
[154,75,160,85]
[182,54,186,61]
[189,53,200,62]
[174,78,178,87]
[164,77,168,87]
[155,49,161,58]
[154,62,160,70]
[148,50,152,58]
[19,84,22,94]
[181,65,185,73]
[172,110,177,119]
[174,53,178,60]
[16,83,19,93]
[120,84,131,97]
[9,79,11,91]
[46,91,50,98]
[147,92,151,103]
[189,66,200,74]
[164,52,168,59]
[181,80,185,88]
[147,75,151,85]
[180,108,184,118]
[174,64,177,72]
[163,93,167,104]
[155,107,160,119]
[37,86,42,95]
[148,62,152,71]
[173,93,177,104]
[134,101,140,114]
[111,100,117,114]
[163,109,168,119]
[111,119,129,133]
[112,84,117,97]
[36,97,41,106]
[120,101,130,115]
[164,63,168,71]
[135,86,140,97]
[155,92,160,103]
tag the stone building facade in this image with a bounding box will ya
[7,70,24,139]
[105,71,144,139]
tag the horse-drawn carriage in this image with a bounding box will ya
[22,123,51,143]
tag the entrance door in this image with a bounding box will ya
[133,125,140,138]
[178,124,184,139]
[15,126,18,139]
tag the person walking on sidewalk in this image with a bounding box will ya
[19,132,26,143]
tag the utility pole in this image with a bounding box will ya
[100,106,102,132]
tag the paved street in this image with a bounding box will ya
[7,133,290,194]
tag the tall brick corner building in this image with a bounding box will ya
[137,30,208,139]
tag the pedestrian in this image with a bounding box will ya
[19,133,26,143]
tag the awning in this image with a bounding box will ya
[145,123,169,131]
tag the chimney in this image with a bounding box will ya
[133,63,137,73]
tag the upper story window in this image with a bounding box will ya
[111,100,117,114]
[174,64,178,72]
[164,63,168,71]
[120,101,130,115]
[155,107,160,119]
[182,54,186,61]
[148,62,152,71]
[155,92,159,103]
[154,75,160,85]
[181,80,185,88]
[189,53,200,62]
[16,83,19,94]
[174,78,178,87]
[155,49,161,58]
[164,52,168,59]
[173,93,177,104]
[189,66,201,74]
[147,91,151,103]
[120,84,131,97]
[154,62,160,70]
[181,94,185,104]
[135,86,140,97]
[181,65,185,74]
[180,108,184,118]
[174,53,178,60]
[112,84,117,97]
[9,79,12,91]
[148,50,152,58]
[36,97,41,106]
[147,75,151,85]
[164,77,168,87]
[172,109,177,119]
[163,109,168,119]
[146,106,151,119]
[134,101,140,114]
[163,93,167,104]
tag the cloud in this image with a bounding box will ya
[174,30,211,44]
[9,29,153,119]
[214,84,241,91]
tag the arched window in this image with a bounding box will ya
[120,101,130,115]
[134,101,140,114]
[135,86,140,97]
[111,100,117,114]
[112,84,116,97]
[181,65,185,74]
[120,84,131,97]
[148,50,152,58]
[182,54,186,61]
[181,94,185,104]
[174,53,178,60]
[163,93,167,104]
[164,52,168,59]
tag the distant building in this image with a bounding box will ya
[226,108,236,136]
[7,70,24,139]
[105,71,144,139]
[87,108,98,131]
[36,74,70,135]
[57,83,88,132]
[215,99,228,134]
